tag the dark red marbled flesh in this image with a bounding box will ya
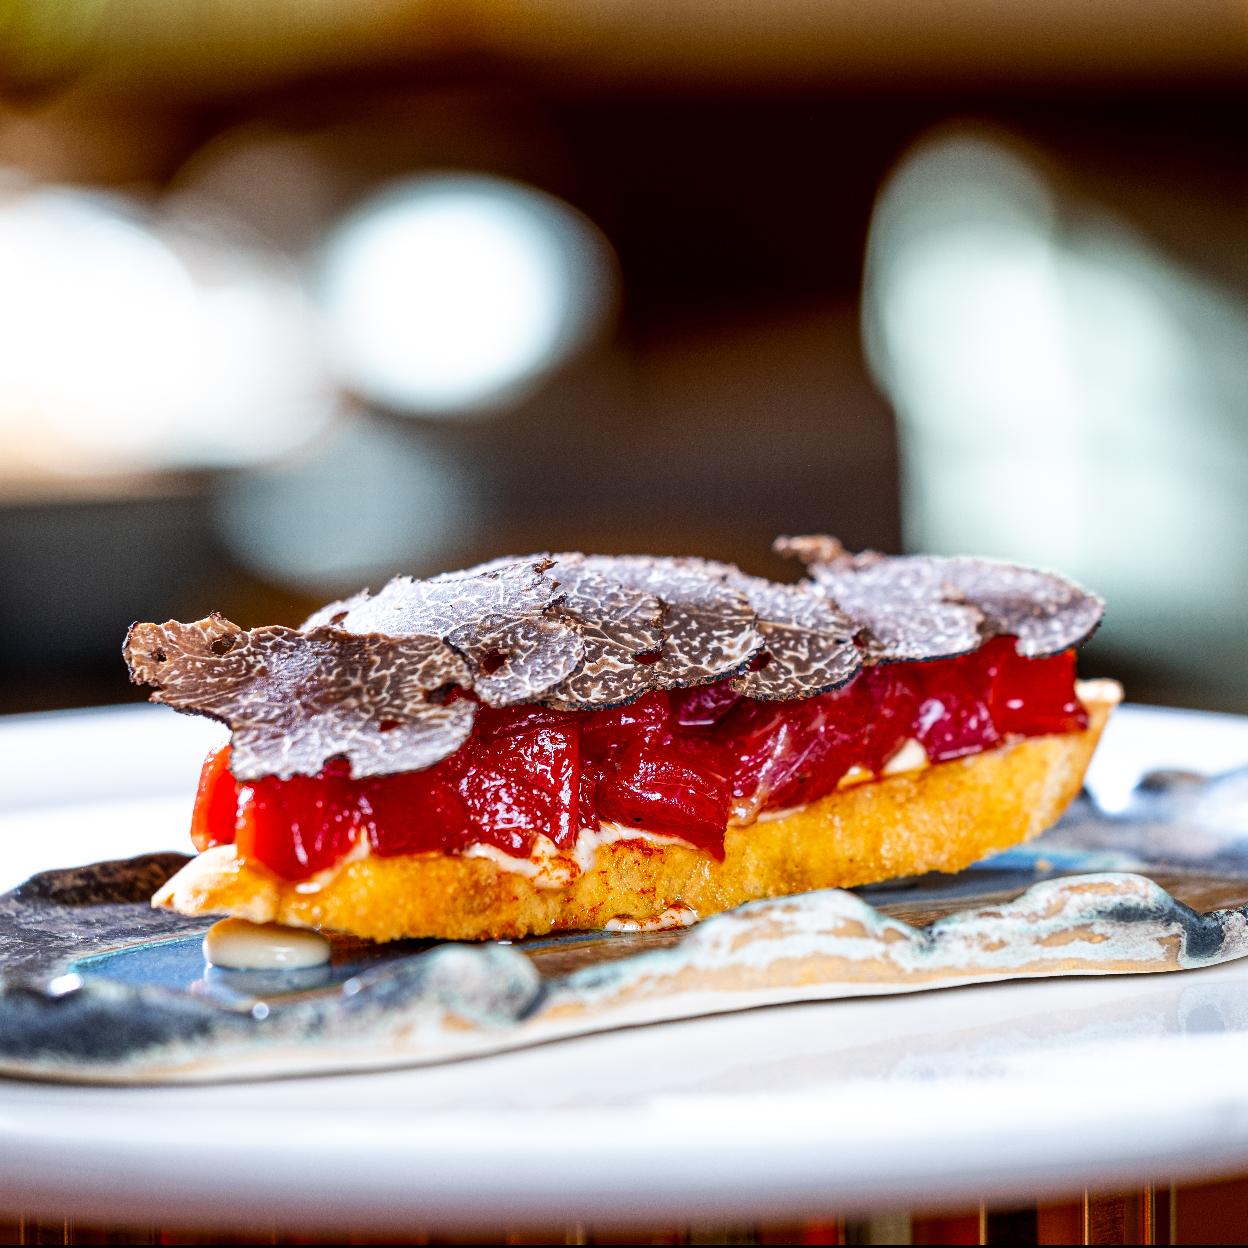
[193,636,1087,881]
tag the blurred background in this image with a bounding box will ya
[1,0,1246,716]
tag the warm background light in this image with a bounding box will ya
[0,0,1245,719]
[3,1,1248,1239]
[864,129,1248,702]
[318,175,615,416]
[214,415,476,593]
[0,178,331,478]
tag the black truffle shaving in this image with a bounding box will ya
[537,554,667,710]
[582,555,762,691]
[303,560,584,708]
[727,574,862,699]
[776,537,1105,661]
[125,538,1104,780]
[124,615,474,781]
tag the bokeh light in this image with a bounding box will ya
[213,414,477,593]
[0,177,332,476]
[318,173,616,417]
[864,129,1248,696]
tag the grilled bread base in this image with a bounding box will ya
[153,684,1119,942]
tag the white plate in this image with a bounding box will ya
[2,702,1248,1232]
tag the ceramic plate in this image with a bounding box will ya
[2,702,1248,1231]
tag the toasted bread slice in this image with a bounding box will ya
[153,683,1119,942]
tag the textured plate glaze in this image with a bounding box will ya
[4,699,1248,1085]
[8,703,1248,1232]
[4,828,1248,1083]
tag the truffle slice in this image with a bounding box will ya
[123,614,474,781]
[792,549,984,662]
[538,554,667,710]
[946,558,1104,658]
[125,541,1104,784]
[584,555,762,690]
[305,560,585,708]
[777,538,1104,660]
[726,575,862,699]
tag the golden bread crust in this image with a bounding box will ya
[154,689,1117,941]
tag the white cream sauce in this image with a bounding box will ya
[1076,678,1124,706]
[756,737,930,820]
[605,902,700,932]
[463,823,692,890]
[292,836,370,895]
[881,736,930,776]
[203,918,331,970]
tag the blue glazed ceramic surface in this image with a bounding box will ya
[3,700,1248,1085]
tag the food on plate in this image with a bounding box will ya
[124,537,1117,941]
[202,917,331,970]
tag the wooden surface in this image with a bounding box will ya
[7,1177,1248,1242]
